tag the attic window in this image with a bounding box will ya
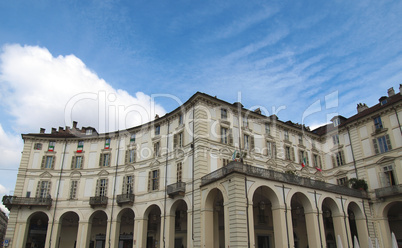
[381,99,388,105]
[86,129,93,135]
[333,118,340,127]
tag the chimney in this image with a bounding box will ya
[59,127,64,132]
[73,121,78,129]
[40,128,45,134]
[388,87,395,97]
[51,128,57,134]
[254,108,261,114]
[357,103,368,113]
[400,84,402,95]
[155,114,159,119]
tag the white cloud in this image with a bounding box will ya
[0,124,22,169]
[0,184,10,216]
[0,44,167,134]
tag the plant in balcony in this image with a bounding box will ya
[285,170,297,175]
[349,178,368,191]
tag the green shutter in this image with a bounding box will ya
[174,133,178,148]
[306,152,309,166]
[273,143,276,158]
[340,150,345,165]
[71,156,76,169]
[36,181,41,198]
[51,156,55,169]
[41,156,45,169]
[125,150,129,164]
[291,147,295,161]
[373,139,379,154]
[385,134,392,150]
[122,176,126,194]
[250,136,255,150]
[47,181,52,197]
[229,129,233,145]
[148,171,151,192]
[156,169,160,190]
[104,179,108,196]
[95,179,100,196]
[332,155,336,167]
[99,154,103,167]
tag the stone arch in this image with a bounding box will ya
[203,188,226,248]
[57,211,80,248]
[321,197,344,248]
[347,201,369,247]
[115,208,135,248]
[169,199,189,248]
[248,183,280,209]
[24,211,50,248]
[143,204,162,248]
[88,210,108,248]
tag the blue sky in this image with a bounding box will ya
[1,0,402,213]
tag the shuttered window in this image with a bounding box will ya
[373,134,392,154]
[41,155,55,169]
[299,150,309,166]
[177,162,182,182]
[313,154,322,168]
[71,155,84,169]
[148,169,160,191]
[36,181,51,198]
[243,134,255,150]
[96,178,108,196]
[332,150,346,167]
[125,149,136,164]
[174,132,184,148]
[122,175,134,194]
[69,180,78,199]
[285,146,295,161]
[99,153,111,167]
[220,127,233,145]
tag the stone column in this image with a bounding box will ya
[304,210,322,248]
[44,220,53,248]
[271,206,289,248]
[202,208,214,247]
[133,217,147,248]
[355,217,369,248]
[187,210,193,248]
[12,221,29,248]
[333,214,349,248]
[106,219,120,248]
[377,217,391,248]
[76,221,91,248]
[48,220,62,248]
[247,201,255,248]
[164,213,175,248]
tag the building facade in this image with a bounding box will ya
[0,209,8,248]
[2,86,402,248]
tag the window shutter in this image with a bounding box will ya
[174,133,178,148]
[264,143,269,156]
[104,179,108,196]
[318,156,322,168]
[340,150,346,165]
[332,155,336,167]
[385,134,392,150]
[156,169,160,190]
[229,129,233,145]
[291,147,295,161]
[51,156,55,169]
[154,143,157,157]
[125,150,129,164]
[41,156,45,169]
[306,152,309,165]
[148,171,151,192]
[273,143,276,158]
[47,181,52,197]
[250,136,255,150]
[373,139,379,154]
[71,156,76,169]
[95,179,100,196]
[99,154,103,167]
[36,181,41,198]
[81,156,85,169]
[106,154,111,166]
[122,176,127,194]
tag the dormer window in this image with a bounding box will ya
[155,125,160,136]
[86,129,93,135]
[179,114,183,125]
[130,134,136,144]
[221,108,227,120]
[333,118,340,127]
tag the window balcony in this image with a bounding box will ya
[116,193,135,206]
[375,184,402,199]
[201,162,367,199]
[2,195,52,210]
[167,182,186,198]
[89,196,108,208]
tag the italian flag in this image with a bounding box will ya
[301,157,306,168]
[232,150,237,161]
[316,167,322,172]
[77,146,83,153]
[48,146,54,152]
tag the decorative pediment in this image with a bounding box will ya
[334,169,347,177]
[40,171,52,178]
[285,163,297,171]
[375,156,396,165]
[150,159,161,168]
[314,170,324,178]
[219,147,232,155]
[98,170,109,176]
[70,171,82,178]
[266,158,277,168]
[124,165,135,172]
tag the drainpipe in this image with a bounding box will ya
[245,177,250,248]
[163,121,170,248]
[314,191,323,248]
[282,185,290,248]
[192,105,195,242]
[109,135,121,248]
[49,138,67,248]
[362,200,371,240]
[392,106,402,136]
[340,196,350,248]
[346,127,358,179]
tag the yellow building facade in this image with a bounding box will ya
[3,87,402,248]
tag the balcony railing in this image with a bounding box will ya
[201,162,367,199]
[89,196,108,208]
[375,185,402,198]
[167,182,186,198]
[2,195,52,210]
[116,193,135,206]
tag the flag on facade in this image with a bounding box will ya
[48,146,54,152]
[316,167,322,172]
[232,150,237,161]
[301,157,306,167]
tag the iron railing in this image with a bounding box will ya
[89,196,108,208]
[201,162,367,198]
[116,193,135,205]
[2,195,52,210]
[167,182,186,197]
[375,184,402,198]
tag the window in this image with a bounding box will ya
[69,180,78,199]
[34,143,43,150]
[266,141,276,158]
[313,154,322,168]
[221,108,227,120]
[299,150,309,166]
[337,177,348,186]
[374,116,383,130]
[223,159,230,166]
[77,141,84,153]
[332,134,339,145]
[148,169,160,191]
[220,127,231,144]
[298,135,303,145]
[122,175,134,194]
[130,133,136,144]
[96,178,108,196]
[382,166,396,187]
[333,118,340,127]
[41,155,55,169]
[155,125,160,135]
[265,123,270,135]
[86,129,93,135]
[312,141,316,150]
[177,162,182,182]
[258,207,266,224]
[373,135,392,154]
[125,149,136,164]
[285,146,294,161]
[244,134,254,150]
[174,132,184,148]
[154,142,160,157]
[36,180,51,198]
[242,115,248,127]
[179,114,183,125]
[284,130,289,141]
[105,138,111,149]
[71,155,84,169]
[332,150,345,167]
[99,153,111,167]
[48,141,55,152]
